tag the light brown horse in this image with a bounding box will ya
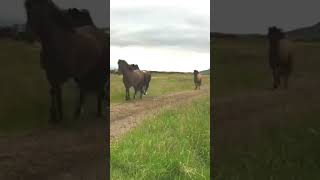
[193,70,202,90]
[25,0,109,123]
[128,64,152,95]
[268,26,294,89]
[118,59,145,100]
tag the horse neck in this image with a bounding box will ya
[121,66,133,78]
[38,23,72,54]
[269,39,281,57]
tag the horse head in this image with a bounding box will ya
[118,59,128,74]
[25,0,74,34]
[268,26,285,42]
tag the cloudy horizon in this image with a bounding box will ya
[111,0,210,72]
[213,0,320,34]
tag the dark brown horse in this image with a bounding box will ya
[128,64,151,95]
[268,26,294,89]
[25,0,109,123]
[193,70,202,90]
[118,59,145,100]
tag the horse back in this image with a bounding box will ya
[278,39,293,64]
[65,30,107,78]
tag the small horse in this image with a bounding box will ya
[25,0,109,123]
[193,70,202,90]
[268,26,294,89]
[118,59,145,100]
[128,64,152,95]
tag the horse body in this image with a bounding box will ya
[128,64,151,95]
[118,60,146,100]
[193,70,202,90]
[25,0,108,122]
[268,26,294,89]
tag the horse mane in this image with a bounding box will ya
[118,59,129,67]
[65,8,95,28]
[46,0,76,32]
[129,64,140,70]
[24,0,88,32]
[268,26,285,40]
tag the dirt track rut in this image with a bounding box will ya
[110,86,209,142]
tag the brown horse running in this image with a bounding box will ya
[268,26,294,89]
[118,59,145,100]
[194,70,202,90]
[128,64,152,95]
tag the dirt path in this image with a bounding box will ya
[110,86,209,142]
[0,87,209,180]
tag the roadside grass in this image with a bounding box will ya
[111,96,210,179]
[212,38,270,97]
[110,72,210,104]
[214,110,320,180]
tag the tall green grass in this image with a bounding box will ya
[111,96,210,179]
[214,110,320,180]
[0,39,98,134]
[213,37,320,179]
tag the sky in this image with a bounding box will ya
[213,0,320,34]
[0,0,108,28]
[111,0,210,72]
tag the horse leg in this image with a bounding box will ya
[140,88,143,99]
[144,82,149,95]
[97,91,103,118]
[125,88,130,100]
[56,86,63,122]
[284,73,289,89]
[75,90,85,119]
[49,87,57,123]
[272,69,279,89]
[133,88,137,99]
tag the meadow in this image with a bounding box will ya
[110,52,210,179]
[111,95,210,179]
[213,37,320,179]
[111,72,210,104]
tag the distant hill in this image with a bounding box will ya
[287,22,320,41]
[211,32,266,40]
[201,69,210,75]
[212,22,320,42]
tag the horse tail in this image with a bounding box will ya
[287,52,293,75]
[146,72,151,92]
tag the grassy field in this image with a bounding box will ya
[111,72,210,104]
[213,37,320,179]
[111,95,210,179]
[0,39,101,135]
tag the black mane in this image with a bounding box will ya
[25,0,95,32]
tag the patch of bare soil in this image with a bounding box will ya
[0,87,209,180]
[0,123,107,180]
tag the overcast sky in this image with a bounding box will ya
[111,0,210,72]
[213,0,320,34]
[0,0,108,28]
